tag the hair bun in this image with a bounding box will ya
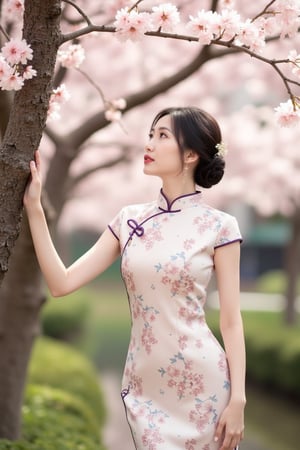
[194,157,225,188]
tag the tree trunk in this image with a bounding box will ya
[0,0,61,288]
[0,216,46,439]
[284,208,300,325]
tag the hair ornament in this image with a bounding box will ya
[215,141,227,158]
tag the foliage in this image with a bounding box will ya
[41,291,90,340]
[0,335,107,450]
[207,309,300,397]
[28,337,106,426]
[256,270,300,295]
[0,384,105,450]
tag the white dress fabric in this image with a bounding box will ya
[108,190,242,450]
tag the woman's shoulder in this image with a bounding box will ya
[200,202,238,222]
[118,199,157,219]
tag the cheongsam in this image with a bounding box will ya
[108,189,242,450]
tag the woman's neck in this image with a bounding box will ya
[161,179,196,204]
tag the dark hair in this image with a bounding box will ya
[151,106,225,188]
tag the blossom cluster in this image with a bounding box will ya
[57,44,86,69]
[47,84,71,121]
[3,0,24,20]
[113,1,300,127]
[56,43,126,123]
[0,38,36,91]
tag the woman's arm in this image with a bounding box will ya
[24,152,120,297]
[213,241,246,450]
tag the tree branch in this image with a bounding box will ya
[62,0,92,26]
[65,146,133,194]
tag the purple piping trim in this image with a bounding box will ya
[108,224,119,241]
[214,238,243,249]
[159,188,201,212]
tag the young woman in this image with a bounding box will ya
[24,106,246,450]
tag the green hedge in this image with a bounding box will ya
[0,384,105,450]
[41,291,90,340]
[0,337,107,450]
[256,270,300,295]
[207,309,300,398]
[28,337,106,426]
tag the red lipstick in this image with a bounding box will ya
[144,154,154,164]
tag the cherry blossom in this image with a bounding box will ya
[235,19,265,53]
[0,56,12,80]
[0,72,24,91]
[288,50,300,78]
[4,0,24,19]
[57,44,85,69]
[151,3,180,33]
[111,97,127,110]
[22,65,37,80]
[275,0,300,39]
[1,38,33,65]
[47,84,71,121]
[104,97,127,122]
[186,10,216,45]
[215,9,241,41]
[274,99,300,127]
[104,108,122,122]
[114,8,151,42]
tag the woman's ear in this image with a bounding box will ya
[184,150,199,165]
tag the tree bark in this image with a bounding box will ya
[284,208,300,325]
[0,0,61,288]
[0,215,46,439]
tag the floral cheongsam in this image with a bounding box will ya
[108,190,242,450]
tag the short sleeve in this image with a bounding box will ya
[108,208,124,241]
[214,214,242,249]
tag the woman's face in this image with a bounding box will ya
[143,114,183,179]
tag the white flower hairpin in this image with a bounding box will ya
[215,141,228,158]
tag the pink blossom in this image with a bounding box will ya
[51,84,71,104]
[275,0,300,38]
[214,9,241,41]
[151,3,180,33]
[1,38,33,65]
[256,16,277,37]
[0,72,24,91]
[5,0,24,18]
[111,97,127,110]
[57,44,85,69]
[288,50,300,78]
[114,8,151,42]
[47,84,71,121]
[105,108,122,122]
[220,0,236,9]
[186,10,215,45]
[47,100,61,121]
[22,65,37,80]
[0,56,12,79]
[274,99,300,127]
[235,19,265,52]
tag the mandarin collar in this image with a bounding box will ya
[157,189,202,212]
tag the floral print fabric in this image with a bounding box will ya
[109,190,242,450]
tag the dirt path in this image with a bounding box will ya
[101,371,135,450]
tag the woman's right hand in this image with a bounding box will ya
[23,150,42,210]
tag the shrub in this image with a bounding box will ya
[28,337,106,426]
[256,270,300,295]
[41,291,90,341]
[0,384,105,450]
[206,309,300,398]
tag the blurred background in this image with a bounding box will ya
[1,0,299,449]
[37,0,300,448]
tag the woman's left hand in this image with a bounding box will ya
[214,400,245,450]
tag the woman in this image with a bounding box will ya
[24,106,246,450]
